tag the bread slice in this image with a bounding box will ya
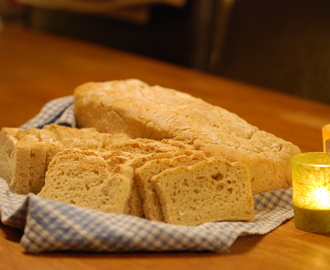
[151,156,254,226]
[0,128,54,194]
[0,124,131,194]
[122,150,203,217]
[38,148,134,214]
[0,127,20,189]
[29,141,48,193]
[74,79,301,194]
[135,153,207,221]
[11,140,33,194]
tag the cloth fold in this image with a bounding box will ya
[0,95,294,253]
[20,96,75,129]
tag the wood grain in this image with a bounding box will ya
[1,22,330,270]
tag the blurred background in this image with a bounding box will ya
[1,0,330,104]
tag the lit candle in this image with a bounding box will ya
[322,124,330,152]
[292,152,330,232]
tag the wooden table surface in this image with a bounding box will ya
[1,22,330,270]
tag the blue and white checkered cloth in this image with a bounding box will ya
[21,96,76,129]
[0,96,294,253]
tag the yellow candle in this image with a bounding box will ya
[292,152,330,232]
[322,124,330,152]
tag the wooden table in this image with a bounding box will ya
[1,22,330,270]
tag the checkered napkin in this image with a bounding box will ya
[20,96,76,129]
[0,96,294,253]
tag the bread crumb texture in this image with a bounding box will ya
[152,157,254,225]
[38,148,134,214]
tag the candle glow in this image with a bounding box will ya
[301,186,330,209]
[292,152,330,232]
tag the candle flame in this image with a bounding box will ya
[307,187,330,209]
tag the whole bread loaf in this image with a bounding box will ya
[74,79,301,194]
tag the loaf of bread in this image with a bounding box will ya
[74,79,301,194]
[152,156,254,225]
[0,124,131,194]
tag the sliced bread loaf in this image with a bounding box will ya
[0,124,131,194]
[74,79,301,194]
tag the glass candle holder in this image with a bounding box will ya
[292,152,330,232]
[322,124,330,152]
